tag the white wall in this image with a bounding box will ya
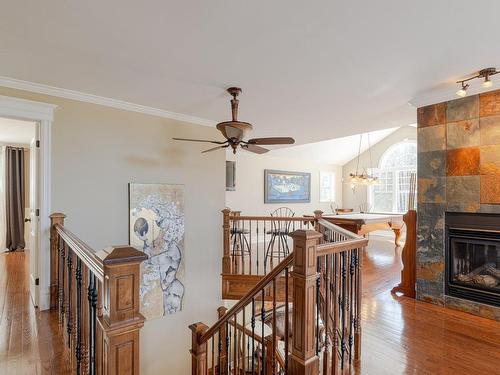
[0,86,225,375]
[226,152,342,216]
[342,125,416,210]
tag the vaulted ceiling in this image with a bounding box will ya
[1,1,499,145]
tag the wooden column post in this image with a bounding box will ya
[289,229,322,375]
[222,208,232,274]
[189,322,208,375]
[50,213,66,309]
[391,209,417,298]
[96,246,148,375]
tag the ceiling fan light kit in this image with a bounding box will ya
[173,87,295,154]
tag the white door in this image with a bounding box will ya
[29,127,40,307]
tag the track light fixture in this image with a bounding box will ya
[456,67,499,97]
[456,82,469,98]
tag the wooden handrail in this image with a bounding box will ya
[316,238,369,256]
[201,253,294,343]
[229,215,309,222]
[54,223,104,282]
[317,218,365,240]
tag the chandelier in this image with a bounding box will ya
[348,133,379,187]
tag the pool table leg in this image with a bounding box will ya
[393,227,401,247]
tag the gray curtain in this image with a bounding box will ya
[6,146,25,251]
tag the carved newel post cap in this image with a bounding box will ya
[98,246,148,265]
[49,212,66,219]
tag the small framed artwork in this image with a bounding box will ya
[264,169,311,203]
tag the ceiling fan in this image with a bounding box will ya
[173,87,295,154]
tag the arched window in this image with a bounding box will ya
[369,140,417,213]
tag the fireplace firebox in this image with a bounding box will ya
[445,212,500,307]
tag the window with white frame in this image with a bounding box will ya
[319,171,335,203]
[368,141,416,213]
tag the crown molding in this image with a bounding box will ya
[0,76,216,127]
[409,74,500,108]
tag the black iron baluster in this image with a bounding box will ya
[226,321,230,375]
[284,267,289,374]
[218,328,222,375]
[316,260,321,355]
[211,335,215,374]
[340,251,347,369]
[233,314,237,373]
[349,250,355,363]
[353,248,361,364]
[261,289,266,375]
[249,220,253,276]
[263,221,266,274]
[88,272,97,375]
[58,237,65,320]
[251,297,256,375]
[76,258,82,375]
[256,222,260,275]
[66,249,73,347]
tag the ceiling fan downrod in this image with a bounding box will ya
[228,87,242,122]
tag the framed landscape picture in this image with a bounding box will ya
[129,183,185,320]
[264,169,311,203]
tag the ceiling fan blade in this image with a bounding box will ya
[241,144,270,154]
[202,145,229,153]
[173,137,226,144]
[247,137,295,145]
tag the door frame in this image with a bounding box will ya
[0,95,56,310]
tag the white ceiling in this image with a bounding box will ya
[1,1,500,144]
[270,127,399,166]
[0,117,36,145]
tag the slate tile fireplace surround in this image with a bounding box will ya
[417,90,500,320]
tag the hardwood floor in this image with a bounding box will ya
[0,250,71,375]
[356,235,500,375]
[0,237,499,374]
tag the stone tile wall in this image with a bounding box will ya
[417,90,500,320]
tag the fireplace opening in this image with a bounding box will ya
[445,212,500,307]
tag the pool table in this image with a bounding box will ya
[317,212,404,246]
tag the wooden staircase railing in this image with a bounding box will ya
[50,213,147,375]
[191,216,368,375]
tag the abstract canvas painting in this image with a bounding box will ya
[129,183,185,320]
[264,169,311,203]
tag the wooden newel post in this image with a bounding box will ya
[289,229,322,375]
[313,210,323,233]
[189,322,208,375]
[50,213,66,309]
[222,208,232,274]
[96,246,148,375]
[391,209,417,298]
